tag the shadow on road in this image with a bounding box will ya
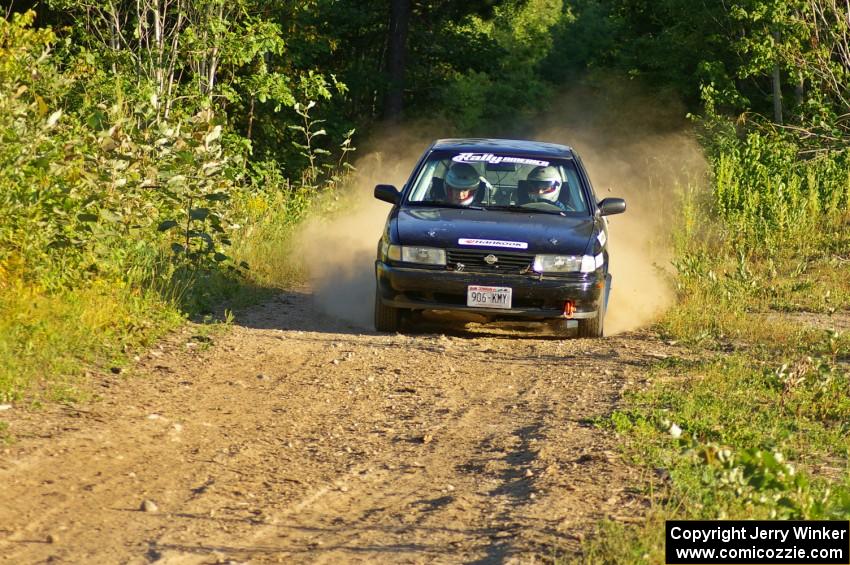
[231,289,605,342]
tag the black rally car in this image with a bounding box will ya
[373,138,625,338]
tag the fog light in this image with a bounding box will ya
[563,300,575,317]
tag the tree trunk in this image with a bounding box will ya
[383,0,411,122]
[794,74,805,108]
[772,30,783,124]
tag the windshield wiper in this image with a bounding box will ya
[408,201,485,211]
[484,205,565,216]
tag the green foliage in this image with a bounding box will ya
[48,0,295,116]
[269,0,566,135]
[437,0,563,133]
[0,12,243,287]
[0,276,186,402]
[586,349,850,561]
[574,2,850,551]
[662,110,850,347]
[557,0,850,147]
[593,66,850,564]
[0,9,357,401]
[711,131,850,252]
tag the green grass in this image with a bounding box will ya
[578,132,850,562]
[0,420,11,444]
[230,188,314,289]
[0,238,277,404]
[0,179,345,405]
[582,514,667,564]
[0,279,185,403]
[580,344,850,562]
[230,178,358,289]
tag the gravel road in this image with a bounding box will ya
[0,289,678,564]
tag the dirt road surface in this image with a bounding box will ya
[0,290,678,563]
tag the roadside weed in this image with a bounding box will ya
[584,129,850,560]
[0,421,11,444]
[587,350,850,561]
[0,280,184,402]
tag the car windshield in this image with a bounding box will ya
[405,151,590,215]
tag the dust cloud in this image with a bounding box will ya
[298,81,706,333]
[534,80,707,334]
[295,127,441,327]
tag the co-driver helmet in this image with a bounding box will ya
[526,166,562,204]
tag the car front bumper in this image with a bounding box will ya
[376,261,608,320]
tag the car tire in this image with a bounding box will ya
[374,287,402,332]
[548,319,573,338]
[577,300,605,339]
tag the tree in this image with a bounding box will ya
[384,0,411,122]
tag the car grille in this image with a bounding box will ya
[446,248,533,273]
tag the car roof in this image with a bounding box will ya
[432,138,574,159]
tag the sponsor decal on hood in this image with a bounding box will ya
[458,238,529,250]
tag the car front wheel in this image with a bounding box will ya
[577,300,605,338]
[374,287,402,332]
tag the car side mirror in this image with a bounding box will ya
[598,197,626,216]
[374,184,401,205]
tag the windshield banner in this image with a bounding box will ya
[452,153,550,167]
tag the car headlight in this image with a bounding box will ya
[387,245,446,266]
[533,254,599,273]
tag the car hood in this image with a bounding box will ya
[396,207,595,255]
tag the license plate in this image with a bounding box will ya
[467,286,512,309]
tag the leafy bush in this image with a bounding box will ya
[0,11,355,401]
[0,12,241,289]
[711,130,850,253]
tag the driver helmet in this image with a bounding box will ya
[526,166,562,204]
[445,162,480,205]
